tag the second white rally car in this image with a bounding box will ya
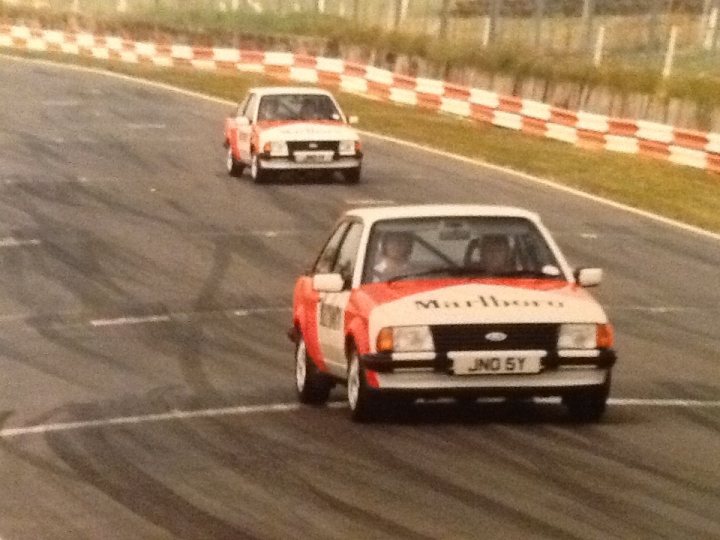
[223,86,362,183]
[289,205,617,422]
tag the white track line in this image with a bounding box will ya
[88,306,290,328]
[127,122,166,129]
[89,314,172,327]
[0,306,291,328]
[0,237,41,248]
[1,53,719,243]
[0,402,346,438]
[0,398,717,439]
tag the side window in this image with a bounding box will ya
[235,95,249,117]
[242,94,257,120]
[313,222,349,274]
[333,222,363,284]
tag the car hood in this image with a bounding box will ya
[364,280,607,344]
[257,121,357,142]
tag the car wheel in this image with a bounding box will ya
[344,166,361,184]
[226,147,244,177]
[251,154,271,184]
[563,372,611,423]
[347,347,378,422]
[455,396,477,408]
[295,337,333,405]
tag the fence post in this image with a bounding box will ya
[593,25,605,66]
[482,16,491,47]
[700,0,712,45]
[581,0,596,51]
[533,0,545,48]
[648,0,661,50]
[706,5,719,50]
[438,0,450,39]
[489,0,502,45]
[663,25,678,78]
[392,0,404,29]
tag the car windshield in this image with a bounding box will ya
[362,216,564,284]
[257,94,342,122]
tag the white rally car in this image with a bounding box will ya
[289,205,617,422]
[223,86,362,183]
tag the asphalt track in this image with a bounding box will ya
[0,56,719,540]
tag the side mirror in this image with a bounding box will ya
[313,273,345,293]
[236,116,250,127]
[348,115,359,125]
[575,267,603,287]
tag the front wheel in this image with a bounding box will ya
[226,147,244,177]
[295,337,333,405]
[344,166,361,184]
[251,154,271,184]
[347,348,379,422]
[563,372,611,423]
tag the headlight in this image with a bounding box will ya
[338,140,356,156]
[558,324,597,349]
[376,326,434,353]
[268,141,289,156]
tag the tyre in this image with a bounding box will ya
[347,347,379,422]
[251,154,271,184]
[455,396,478,408]
[226,147,244,177]
[344,166,361,184]
[563,372,611,423]
[295,337,333,405]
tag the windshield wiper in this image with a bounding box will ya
[387,267,464,282]
[488,269,560,279]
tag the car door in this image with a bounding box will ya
[303,221,350,371]
[237,93,257,163]
[317,221,364,378]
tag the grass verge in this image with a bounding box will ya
[3,47,720,234]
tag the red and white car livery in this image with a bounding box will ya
[223,86,362,183]
[290,205,617,422]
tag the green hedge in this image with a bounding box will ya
[2,3,720,113]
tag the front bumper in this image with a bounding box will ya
[359,349,615,396]
[259,155,361,170]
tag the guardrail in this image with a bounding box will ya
[2,24,719,174]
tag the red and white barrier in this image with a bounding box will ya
[2,24,719,174]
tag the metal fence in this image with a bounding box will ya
[4,0,720,76]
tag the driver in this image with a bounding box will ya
[258,98,280,121]
[479,234,514,274]
[299,98,320,120]
[372,231,414,282]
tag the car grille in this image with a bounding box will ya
[287,140,338,154]
[431,324,558,352]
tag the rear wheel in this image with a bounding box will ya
[295,337,333,405]
[347,348,379,422]
[563,372,611,423]
[226,147,244,177]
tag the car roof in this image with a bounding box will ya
[250,86,335,97]
[344,205,542,226]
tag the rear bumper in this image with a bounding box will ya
[359,350,615,396]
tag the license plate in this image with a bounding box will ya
[295,152,332,163]
[452,353,542,375]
